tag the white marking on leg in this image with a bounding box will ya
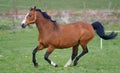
[64,58,72,67]
[51,61,57,67]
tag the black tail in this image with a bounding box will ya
[92,21,117,40]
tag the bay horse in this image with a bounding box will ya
[21,6,117,67]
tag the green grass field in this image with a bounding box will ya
[0,0,120,73]
[0,0,120,12]
[0,27,120,73]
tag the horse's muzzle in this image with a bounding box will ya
[21,24,26,28]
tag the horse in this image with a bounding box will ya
[21,6,117,67]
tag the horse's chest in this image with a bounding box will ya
[38,36,49,47]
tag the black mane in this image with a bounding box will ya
[36,9,56,23]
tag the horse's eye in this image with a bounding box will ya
[29,14,32,17]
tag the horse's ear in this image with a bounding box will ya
[29,6,36,11]
[33,6,36,10]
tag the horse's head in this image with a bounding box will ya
[21,6,37,28]
[21,6,57,28]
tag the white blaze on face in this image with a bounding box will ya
[21,13,29,24]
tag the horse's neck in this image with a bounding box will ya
[35,16,56,35]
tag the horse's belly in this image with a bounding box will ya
[58,43,77,49]
[55,38,79,48]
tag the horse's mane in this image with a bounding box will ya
[36,9,56,23]
[35,9,58,29]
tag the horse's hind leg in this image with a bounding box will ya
[64,44,78,67]
[44,45,58,67]
[74,43,88,66]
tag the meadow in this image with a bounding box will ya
[0,0,120,12]
[0,0,120,73]
[0,28,120,73]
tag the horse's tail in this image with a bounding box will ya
[92,21,117,40]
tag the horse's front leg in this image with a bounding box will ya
[44,45,58,67]
[32,47,38,67]
[32,44,44,67]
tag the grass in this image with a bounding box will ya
[0,0,120,12]
[0,0,120,73]
[0,27,120,73]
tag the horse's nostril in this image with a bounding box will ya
[21,24,26,28]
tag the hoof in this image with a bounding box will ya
[34,63,38,68]
[54,64,58,67]
[74,61,78,66]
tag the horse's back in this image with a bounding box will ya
[54,22,95,48]
[60,21,94,38]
